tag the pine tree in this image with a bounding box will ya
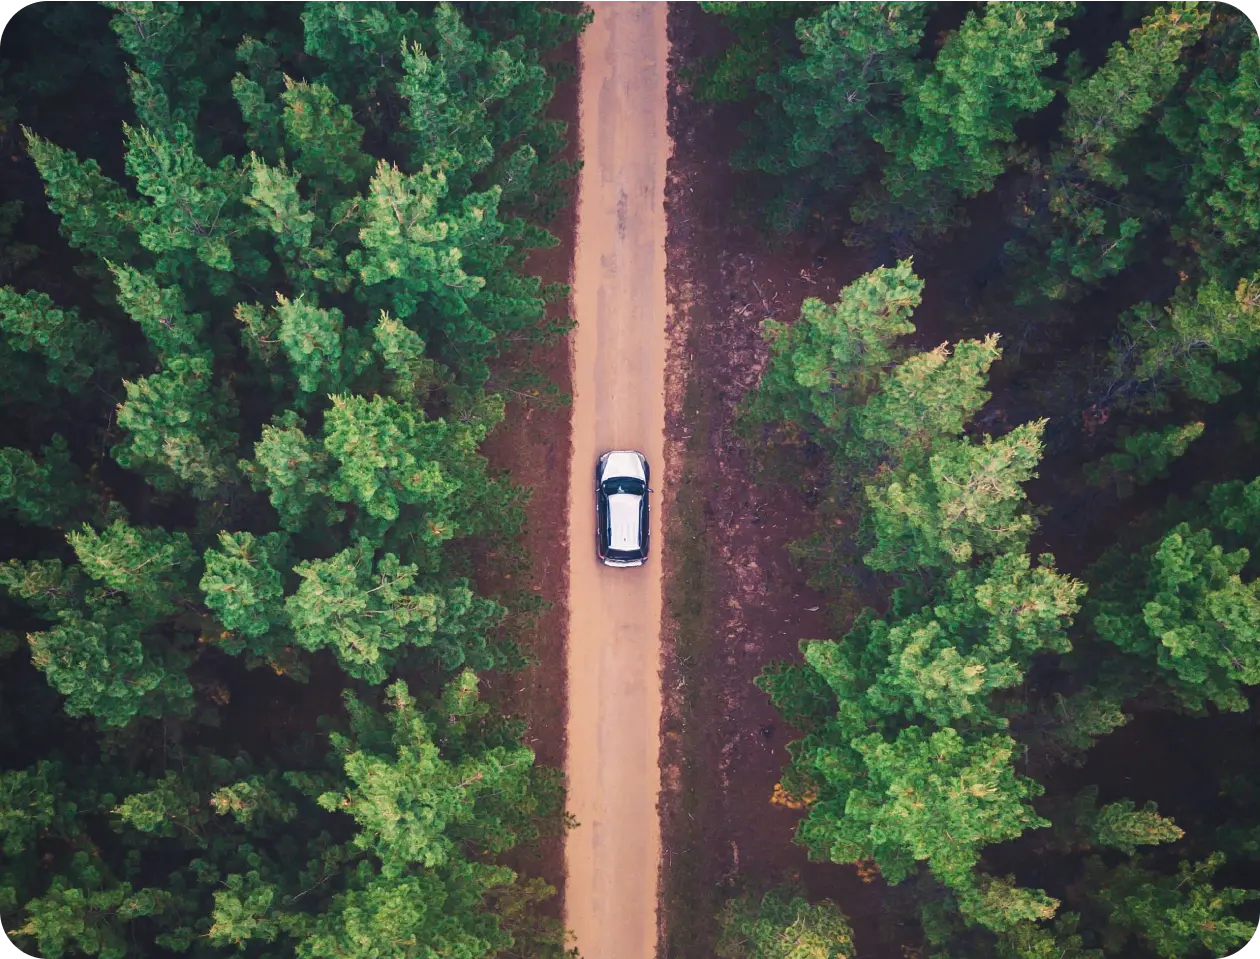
[243,411,336,532]
[113,351,240,499]
[849,334,1002,472]
[1162,22,1260,285]
[323,392,460,527]
[199,530,293,669]
[318,677,535,872]
[108,263,206,360]
[285,543,446,683]
[716,885,855,959]
[1057,786,1185,856]
[1088,853,1258,959]
[0,287,115,392]
[964,875,1062,933]
[68,517,198,616]
[0,516,201,726]
[796,726,1049,894]
[1032,686,1131,765]
[740,260,924,444]
[242,156,333,293]
[728,3,929,232]
[298,1,422,104]
[869,553,1082,726]
[864,420,1047,571]
[856,2,1075,241]
[1103,273,1260,411]
[273,293,350,394]
[1009,3,1211,303]
[395,18,497,188]
[692,3,815,105]
[371,311,444,401]
[296,866,514,959]
[122,119,248,276]
[105,0,213,129]
[23,130,141,262]
[986,913,1104,959]
[280,77,372,193]
[0,761,75,859]
[1085,421,1204,498]
[347,160,495,333]
[0,436,91,528]
[233,40,287,160]
[1088,520,1260,713]
[17,859,177,959]
[26,610,195,727]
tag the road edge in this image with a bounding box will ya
[656,3,714,955]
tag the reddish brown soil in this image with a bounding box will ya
[476,39,579,927]
[657,5,898,957]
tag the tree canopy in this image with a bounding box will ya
[0,2,586,955]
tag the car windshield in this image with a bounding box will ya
[602,476,645,495]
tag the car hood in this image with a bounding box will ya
[600,451,646,482]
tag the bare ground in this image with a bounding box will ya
[658,4,900,957]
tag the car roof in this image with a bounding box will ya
[601,450,646,482]
[607,492,642,551]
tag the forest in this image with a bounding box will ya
[0,2,586,956]
[683,2,1260,958]
[7,2,1260,959]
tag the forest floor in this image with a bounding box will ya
[657,4,904,957]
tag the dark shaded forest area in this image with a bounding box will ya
[0,3,586,956]
[676,2,1260,958]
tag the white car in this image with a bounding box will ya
[596,450,652,567]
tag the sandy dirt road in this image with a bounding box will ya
[564,4,669,958]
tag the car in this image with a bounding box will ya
[596,450,652,567]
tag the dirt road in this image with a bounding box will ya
[564,4,669,958]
